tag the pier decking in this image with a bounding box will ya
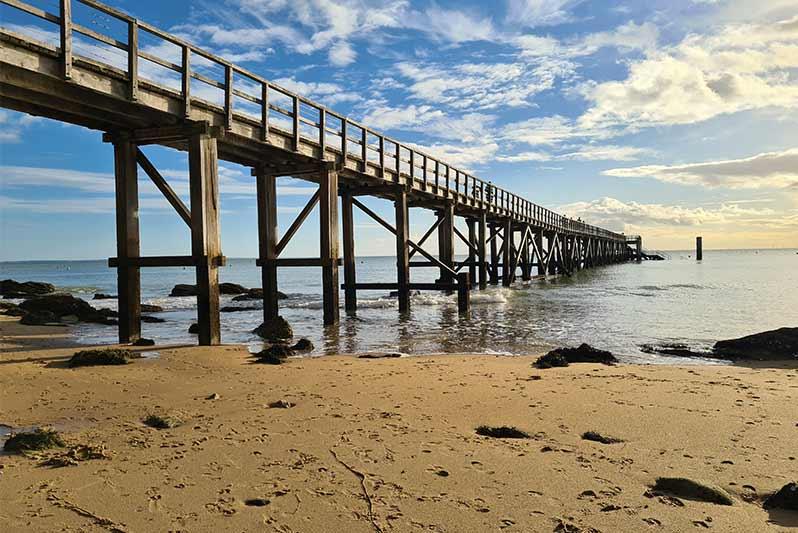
[1,0,640,345]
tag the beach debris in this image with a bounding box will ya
[291,338,314,352]
[0,301,25,316]
[534,344,617,369]
[255,344,294,365]
[92,293,116,300]
[189,323,199,334]
[68,349,139,368]
[4,428,65,453]
[206,393,221,400]
[650,477,734,506]
[219,283,249,295]
[143,414,183,429]
[763,482,798,511]
[359,353,402,359]
[19,294,117,325]
[0,279,55,299]
[140,304,163,313]
[40,444,110,468]
[582,431,624,444]
[712,327,798,361]
[244,498,270,507]
[169,284,198,297]
[132,338,155,347]
[233,288,288,301]
[475,426,530,439]
[268,400,295,409]
[253,316,293,341]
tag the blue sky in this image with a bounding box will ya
[1,0,797,260]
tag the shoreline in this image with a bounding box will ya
[1,317,797,531]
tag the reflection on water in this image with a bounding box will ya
[2,249,797,364]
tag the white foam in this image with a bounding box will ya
[471,289,509,304]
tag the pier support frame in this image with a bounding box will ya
[395,189,411,312]
[502,218,513,287]
[256,169,279,322]
[113,138,141,344]
[477,212,487,289]
[437,202,455,284]
[319,166,340,326]
[342,192,357,313]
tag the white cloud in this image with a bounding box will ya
[329,40,357,67]
[505,0,584,28]
[271,77,363,105]
[603,148,798,189]
[408,5,496,43]
[497,144,652,162]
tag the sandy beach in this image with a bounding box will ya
[0,316,796,532]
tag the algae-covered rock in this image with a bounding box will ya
[143,414,183,429]
[713,328,798,361]
[651,477,734,506]
[763,482,798,511]
[19,294,113,324]
[20,310,59,326]
[534,344,617,369]
[255,344,294,365]
[169,284,197,297]
[291,338,314,352]
[0,279,55,298]
[219,283,249,295]
[253,317,293,341]
[475,426,530,439]
[582,431,624,444]
[4,428,65,453]
[68,349,139,368]
[0,302,25,317]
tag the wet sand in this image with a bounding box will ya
[1,316,796,532]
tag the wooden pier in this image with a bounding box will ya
[0,0,640,345]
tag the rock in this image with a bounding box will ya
[19,294,114,325]
[189,323,199,334]
[712,327,798,361]
[0,279,55,298]
[255,344,294,365]
[359,353,402,359]
[475,426,530,439]
[3,428,64,453]
[268,400,295,409]
[221,306,259,313]
[232,288,288,301]
[244,498,270,507]
[20,310,59,326]
[93,293,116,300]
[291,338,314,352]
[69,349,139,367]
[640,343,706,358]
[132,338,155,347]
[253,316,293,341]
[140,304,163,313]
[651,477,734,506]
[534,343,617,368]
[219,283,249,295]
[169,284,197,297]
[0,302,25,317]
[763,482,798,511]
[141,316,165,323]
[143,414,182,429]
[206,393,221,400]
[582,431,624,444]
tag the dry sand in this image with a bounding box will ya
[1,315,796,532]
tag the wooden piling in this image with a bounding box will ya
[113,138,141,344]
[489,223,499,285]
[342,192,357,313]
[696,236,703,261]
[395,189,410,312]
[467,218,477,285]
[437,203,455,284]
[319,165,340,325]
[256,170,279,322]
[188,132,221,346]
[535,231,545,275]
[477,212,487,290]
[457,272,470,314]
[502,219,513,286]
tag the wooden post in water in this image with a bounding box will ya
[535,231,545,275]
[467,218,477,286]
[477,212,487,290]
[395,189,411,312]
[636,236,643,263]
[319,165,340,325]
[256,170,279,322]
[342,192,357,313]
[489,223,499,284]
[696,236,703,261]
[113,138,141,344]
[189,132,221,346]
[457,272,471,314]
[437,203,455,284]
[502,218,513,286]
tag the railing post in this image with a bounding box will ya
[361,127,368,172]
[261,82,269,142]
[378,135,385,178]
[292,95,300,151]
[341,118,348,162]
[395,142,401,182]
[60,0,72,80]
[128,19,138,101]
[319,108,327,158]
[224,64,233,130]
[182,45,192,118]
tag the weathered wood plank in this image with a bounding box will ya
[113,138,141,343]
[319,165,340,325]
[256,170,279,321]
[395,188,410,312]
[342,192,356,313]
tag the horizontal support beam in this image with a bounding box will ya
[109,255,226,268]
[103,122,224,145]
[256,257,344,267]
[252,160,342,177]
[342,184,402,197]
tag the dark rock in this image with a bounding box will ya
[475,426,530,439]
[19,294,114,325]
[69,349,139,367]
[3,428,64,453]
[534,343,617,369]
[20,310,59,326]
[143,414,182,429]
[0,302,25,317]
[268,400,295,408]
[232,288,288,301]
[359,353,402,359]
[93,293,117,300]
[189,323,199,334]
[141,315,165,323]
[141,304,164,313]
[712,327,798,361]
[640,343,705,358]
[169,284,197,297]
[253,316,293,341]
[651,477,734,506]
[291,338,314,352]
[763,482,798,511]
[0,279,55,298]
[582,431,624,444]
[254,344,294,365]
[219,283,249,295]
[244,498,270,507]
[132,338,155,347]
[221,306,259,313]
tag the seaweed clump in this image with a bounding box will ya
[475,426,530,439]
[143,414,183,429]
[68,349,139,368]
[4,428,65,453]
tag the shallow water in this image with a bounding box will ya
[2,249,796,363]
